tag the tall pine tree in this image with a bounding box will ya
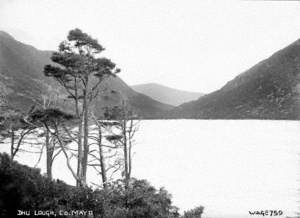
[44,28,120,186]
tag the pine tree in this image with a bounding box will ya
[44,28,120,186]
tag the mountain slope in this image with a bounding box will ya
[168,39,300,119]
[132,83,203,106]
[0,31,55,110]
[0,31,173,118]
[94,77,174,118]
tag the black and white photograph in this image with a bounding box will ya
[0,0,299,218]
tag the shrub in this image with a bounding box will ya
[0,153,181,218]
[0,153,95,218]
[102,179,180,218]
[182,206,205,218]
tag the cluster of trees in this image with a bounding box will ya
[0,29,204,217]
[0,28,135,188]
[0,153,180,218]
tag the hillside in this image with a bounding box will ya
[132,83,203,106]
[0,31,55,110]
[168,39,300,119]
[0,31,173,118]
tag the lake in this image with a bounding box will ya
[1,120,299,218]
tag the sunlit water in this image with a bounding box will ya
[1,120,299,218]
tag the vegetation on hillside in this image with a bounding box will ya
[168,39,300,119]
[0,29,204,218]
[0,31,172,119]
[0,153,181,218]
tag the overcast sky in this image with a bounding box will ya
[0,0,300,93]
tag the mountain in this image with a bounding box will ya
[168,39,300,119]
[0,31,55,110]
[94,77,174,118]
[0,31,173,118]
[132,83,203,106]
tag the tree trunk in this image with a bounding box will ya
[77,118,83,187]
[45,129,53,179]
[74,79,83,187]
[122,119,129,189]
[98,128,107,189]
[82,108,89,183]
[10,130,15,160]
[82,78,89,184]
[128,137,132,179]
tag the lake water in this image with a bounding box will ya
[1,120,299,218]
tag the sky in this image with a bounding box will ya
[0,0,300,93]
[0,1,299,217]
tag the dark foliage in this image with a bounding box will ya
[99,179,180,218]
[0,153,180,218]
[44,28,120,92]
[28,108,75,126]
[0,112,28,132]
[182,206,204,218]
[0,153,96,218]
[67,28,104,52]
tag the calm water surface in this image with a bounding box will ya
[1,120,299,218]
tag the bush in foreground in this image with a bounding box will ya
[182,206,204,218]
[0,153,183,218]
